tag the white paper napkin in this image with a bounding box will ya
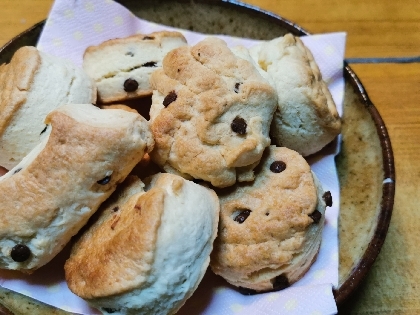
[0,1,345,314]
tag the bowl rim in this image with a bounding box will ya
[0,0,395,307]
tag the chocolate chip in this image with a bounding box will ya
[112,206,119,212]
[141,61,157,67]
[323,191,333,207]
[11,244,31,262]
[103,308,120,314]
[143,36,155,40]
[238,287,258,295]
[163,91,177,107]
[13,168,22,174]
[234,209,251,224]
[231,116,247,135]
[309,210,322,223]
[124,78,139,92]
[270,161,286,173]
[40,125,48,135]
[97,176,111,185]
[234,82,242,93]
[272,274,290,291]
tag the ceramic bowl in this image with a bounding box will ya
[0,0,395,313]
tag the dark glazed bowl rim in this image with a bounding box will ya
[0,0,395,308]
[334,64,395,305]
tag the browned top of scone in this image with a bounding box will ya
[84,31,186,56]
[65,176,163,299]
[211,146,318,280]
[0,46,40,135]
[0,105,153,238]
[149,37,277,187]
[65,172,220,300]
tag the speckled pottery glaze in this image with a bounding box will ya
[0,0,395,313]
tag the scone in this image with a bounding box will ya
[149,37,278,188]
[0,46,97,170]
[210,146,332,292]
[99,103,139,114]
[65,173,219,315]
[83,31,187,104]
[250,34,341,156]
[0,104,154,272]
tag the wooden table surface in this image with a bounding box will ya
[1,1,420,314]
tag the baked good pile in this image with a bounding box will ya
[0,30,340,314]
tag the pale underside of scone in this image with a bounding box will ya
[149,37,278,188]
[0,46,97,170]
[65,173,220,315]
[83,31,187,104]
[0,104,153,272]
[250,34,341,156]
[210,146,327,292]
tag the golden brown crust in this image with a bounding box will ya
[0,46,97,170]
[0,109,147,237]
[0,47,40,135]
[65,178,164,299]
[65,173,220,312]
[0,104,153,271]
[149,37,277,187]
[210,146,325,291]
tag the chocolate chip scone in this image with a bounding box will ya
[65,173,219,315]
[210,146,331,292]
[149,37,278,188]
[83,31,187,104]
[0,104,153,272]
[0,46,97,170]
[250,34,341,156]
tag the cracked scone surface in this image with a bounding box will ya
[251,34,341,156]
[210,146,327,292]
[83,31,187,104]
[0,104,153,272]
[65,173,219,315]
[149,37,277,188]
[0,46,97,170]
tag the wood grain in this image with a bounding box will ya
[0,1,53,47]
[245,0,420,57]
[340,63,420,314]
[0,0,420,314]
